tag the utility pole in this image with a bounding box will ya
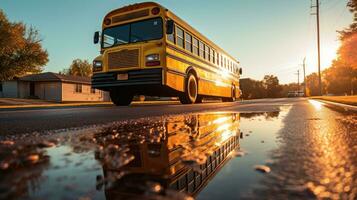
[295,70,300,92]
[312,0,322,96]
[303,57,306,96]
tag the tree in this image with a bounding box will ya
[263,75,281,98]
[339,0,357,40]
[323,60,357,95]
[0,10,48,80]
[306,73,322,96]
[60,59,92,77]
[304,0,357,96]
[240,78,266,99]
[320,2,357,95]
[337,32,357,69]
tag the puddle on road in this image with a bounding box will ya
[0,109,289,199]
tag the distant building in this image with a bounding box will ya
[0,72,110,102]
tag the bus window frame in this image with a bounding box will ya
[167,19,176,44]
[165,21,239,77]
[192,37,199,56]
[205,45,210,62]
[199,41,205,59]
[184,32,192,52]
[101,17,164,49]
[175,26,184,48]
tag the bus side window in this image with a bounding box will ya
[185,32,192,52]
[211,49,214,63]
[205,45,210,61]
[193,38,199,56]
[199,41,204,59]
[176,27,184,48]
[167,21,175,43]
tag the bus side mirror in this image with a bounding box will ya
[239,68,242,75]
[94,31,100,44]
[166,20,174,34]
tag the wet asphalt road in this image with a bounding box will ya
[0,98,356,199]
[0,98,296,136]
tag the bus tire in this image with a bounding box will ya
[196,95,204,103]
[179,73,198,104]
[222,86,236,102]
[110,90,133,106]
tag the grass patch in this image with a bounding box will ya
[310,95,357,106]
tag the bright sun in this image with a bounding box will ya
[306,41,340,74]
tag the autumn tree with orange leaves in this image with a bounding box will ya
[0,10,48,80]
[307,0,357,95]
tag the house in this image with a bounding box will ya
[0,72,110,102]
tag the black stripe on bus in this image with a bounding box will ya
[166,44,239,79]
[167,44,219,71]
[166,53,237,81]
[166,67,231,87]
[166,68,187,77]
[166,53,216,75]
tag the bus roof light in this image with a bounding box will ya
[104,18,111,25]
[151,7,160,15]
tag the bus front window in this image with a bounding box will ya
[102,17,163,48]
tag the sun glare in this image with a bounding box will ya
[306,41,340,74]
[308,99,325,110]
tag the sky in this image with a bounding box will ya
[0,0,353,83]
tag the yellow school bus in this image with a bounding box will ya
[92,2,242,106]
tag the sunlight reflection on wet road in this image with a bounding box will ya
[0,99,356,200]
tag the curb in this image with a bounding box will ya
[0,102,112,109]
[0,101,181,110]
[315,99,357,112]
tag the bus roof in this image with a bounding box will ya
[104,2,240,63]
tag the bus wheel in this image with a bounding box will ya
[179,73,198,104]
[222,86,236,102]
[196,95,204,103]
[109,90,133,106]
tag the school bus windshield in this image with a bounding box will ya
[102,17,163,48]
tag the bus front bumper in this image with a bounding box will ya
[91,68,162,90]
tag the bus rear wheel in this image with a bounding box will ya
[222,86,236,102]
[179,73,198,104]
[196,95,204,103]
[110,90,133,106]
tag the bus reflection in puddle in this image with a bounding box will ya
[95,113,241,199]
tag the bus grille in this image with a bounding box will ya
[108,49,139,69]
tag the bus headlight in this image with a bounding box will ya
[93,60,103,72]
[146,54,160,61]
[146,54,160,66]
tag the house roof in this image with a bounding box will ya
[19,72,91,84]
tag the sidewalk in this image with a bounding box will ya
[0,98,182,110]
[0,98,58,105]
[0,98,112,109]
